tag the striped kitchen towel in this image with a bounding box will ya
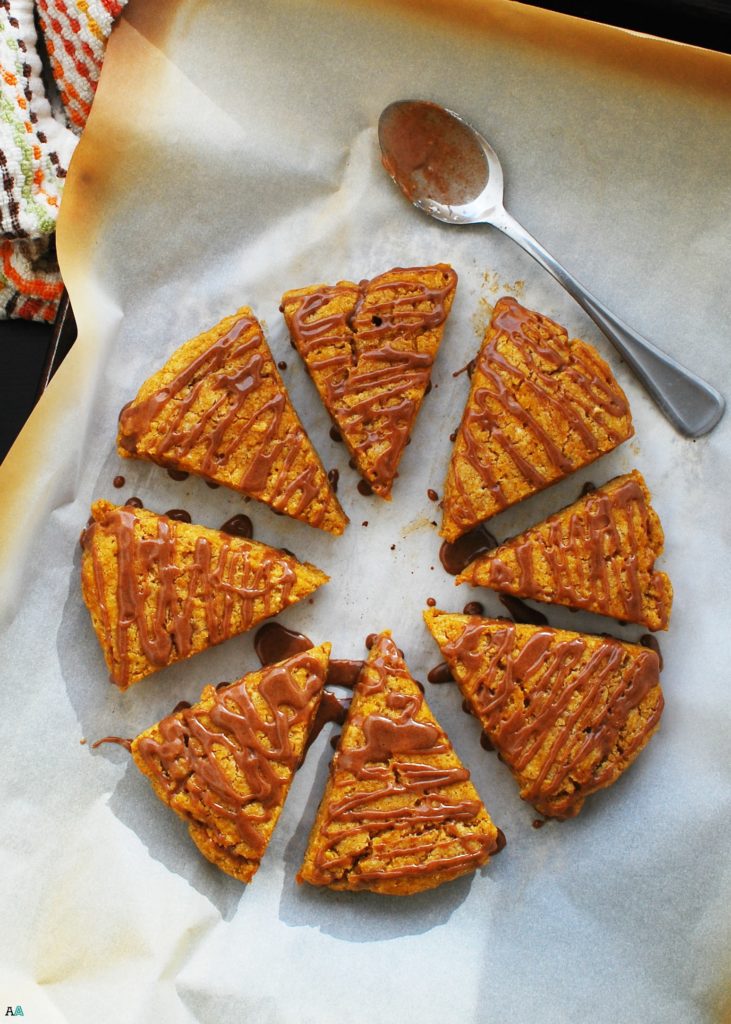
[1,0,125,322]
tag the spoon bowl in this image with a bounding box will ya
[379,100,504,225]
[378,99,725,438]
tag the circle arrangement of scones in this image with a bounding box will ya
[82,268,673,894]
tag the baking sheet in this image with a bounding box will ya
[2,1,731,1021]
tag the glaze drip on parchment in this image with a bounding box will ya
[252,621,363,752]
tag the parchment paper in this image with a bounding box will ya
[2,1,730,1022]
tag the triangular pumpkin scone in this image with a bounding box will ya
[80,500,329,689]
[117,307,347,534]
[131,645,331,883]
[457,471,673,631]
[424,610,664,819]
[441,296,634,541]
[281,265,457,499]
[297,631,501,895]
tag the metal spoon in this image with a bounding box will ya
[378,99,725,438]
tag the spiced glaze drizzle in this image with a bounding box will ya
[284,267,456,495]
[134,650,327,864]
[468,472,671,629]
[117,313,338,527]
[440,619,662,817]
[307,634,499,885]
[446,297,631,534]
[253,622,362,752]
[81,503,302,688]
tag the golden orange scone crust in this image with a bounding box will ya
[457,470,672,631]
[281,265,457,499]
[297,631,500,895]
[441,296,633,541]
[117,306,347,535]
[131,645,330,883]
[80,500,329,689]
[425,610,664,819]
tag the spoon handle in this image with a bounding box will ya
[493,209,725,437]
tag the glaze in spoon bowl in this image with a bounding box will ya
[378,99,725,438]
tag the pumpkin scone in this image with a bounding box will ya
[297,631,502,895]
[130,645,331,883]
[281,264,457,499]
[424,610,664,819]
[117,307,347,535]
[457,470,672,631]
[80,500,329,689]
[441,296,633,541]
